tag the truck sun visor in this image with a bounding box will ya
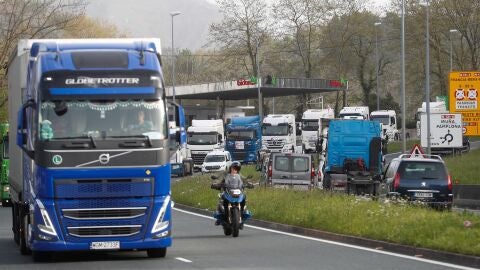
[71,51,129,69]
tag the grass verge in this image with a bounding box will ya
[444,148,480,185]
[173,174,480,257]
[387,139,420,153]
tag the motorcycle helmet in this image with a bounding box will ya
[230,161,241,172]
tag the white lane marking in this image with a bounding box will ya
[173,208,477,270]
[175,257,193,263]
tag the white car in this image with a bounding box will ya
[201,150,233,174]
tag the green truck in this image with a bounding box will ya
[0,123,9,206]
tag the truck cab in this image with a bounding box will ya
[187,119,225,169]
[370,110,399,141]
[225,116,262,163]
[168,102,193,177]
[339,106,369,120]
[261,114,296,153]
[301,108,334,153]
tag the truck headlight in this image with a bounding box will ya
[3,185,9,193]
[36,201,57,237]
[152,195,170,234]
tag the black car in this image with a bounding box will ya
[380,154,452,208]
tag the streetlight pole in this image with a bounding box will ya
[449,29,458,71]
[421,0,431,155]
[256,40,263,121]
[401,0,406,153]
[170,11,181,103]
[374,22,382,111]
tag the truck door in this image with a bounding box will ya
[271,155,291,186]
[291,155,311,187]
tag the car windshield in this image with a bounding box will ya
[302,120,319,131]
[39,99,167,141]
[398,161,447,180]
[205,155,225,163]
[188,132,217,145]
[263,125,288,136]
[371,116,389,125]
[227,130,255,140]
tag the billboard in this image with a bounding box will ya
[449,71,480,136]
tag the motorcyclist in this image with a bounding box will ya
[213,161,248,226]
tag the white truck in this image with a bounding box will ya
[301,108,334,153]
[187,119,225,168]
[339,106,370,120]
[262,114,296,153]
[370,110,399,141]
[416,101,448,138]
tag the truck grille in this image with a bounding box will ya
[266,139,285,148]
[192,153,207,165]
[54,178,153,199]
[68,225,142,237]
[62,207,147,220]
[231,151,247,161]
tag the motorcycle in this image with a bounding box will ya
[211,174,254,237]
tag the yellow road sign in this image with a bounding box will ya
[449,71,480,136]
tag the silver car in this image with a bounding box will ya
[266,153,316,189]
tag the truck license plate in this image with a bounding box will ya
[414,192,433,198]
[90,241,120,250]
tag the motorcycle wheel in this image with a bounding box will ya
[231,207,240,237]
[223,225,232,236]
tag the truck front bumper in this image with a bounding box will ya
[31,236,172,251]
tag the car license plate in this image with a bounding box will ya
[414,192,433,198]
[90,241,120,250]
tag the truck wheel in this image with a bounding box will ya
[147,248,167,258]
[12,204,20,245]
[33,251,52,262]
[20,210,31,255]
[2,200,12,207]
[188,161,193,175]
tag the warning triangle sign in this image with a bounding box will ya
[409,144,425,158]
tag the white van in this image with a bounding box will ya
[201,150,233,174]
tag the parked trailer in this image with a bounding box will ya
[322,120,383,195]
[7,38,181,261]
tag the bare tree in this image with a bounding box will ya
[0,0,86,111]
[208,0,270,77]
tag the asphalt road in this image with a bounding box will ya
[0,207,474,270]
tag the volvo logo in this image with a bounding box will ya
[99,153,110,164]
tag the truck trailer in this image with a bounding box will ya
[0,123,9,206]
[7,38,179,261]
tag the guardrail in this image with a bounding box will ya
[453,185,480,209]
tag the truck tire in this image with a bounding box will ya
[20,208,31,255]
[147,248,167,258]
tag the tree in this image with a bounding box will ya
[208,0,270,77]
[61,15,125,38]
[0,0,86,118]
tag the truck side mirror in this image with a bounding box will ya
[218,134,222,142]
[17,99,35,158]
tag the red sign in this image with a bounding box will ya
[236,79,256,86]
[409,144,425,158]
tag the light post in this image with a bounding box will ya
[401,0,406,152]
[374,22,382,111]
[449,29,458,71]
[256,40,263,121]
[170,11,181,103]
[420,0,431,155]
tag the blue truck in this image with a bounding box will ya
[322,119,383,195]
[7,39,177,261]
[225,116,262,163]
[168,101,193,177]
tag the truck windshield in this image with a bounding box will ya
[371,116,389,125]
[302,120,319,131]
[39,99,167,141]
[262,126,288,136]
[188,132,217,145]
[339,113,363,119]
[205,155,225,163]
[227,130,255,140]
